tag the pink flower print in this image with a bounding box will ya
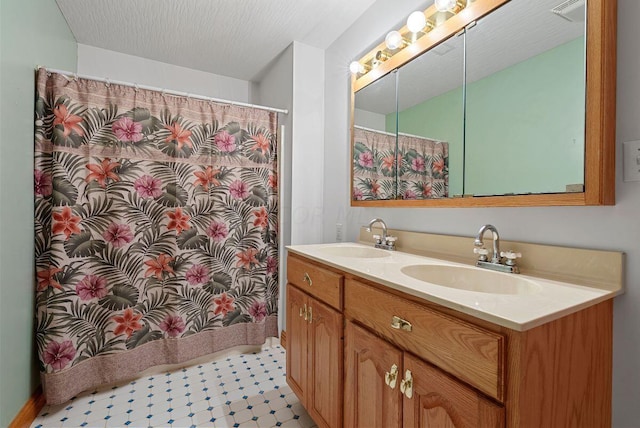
[215,130,236,152]
[134,175,163,199]
[266,256,277,274]
[44,340,76,371]
[112,117,143,143]
[229,180,249,199]
[412,156,425,172]
[213,293,235,317]
[34,170,53,196]
[207,221,228,242]
[268,174,277,189]
[159,315,186,338]
[422,182,432,198]
[103,223,134,248]
[75,274,108,300]
[186,264,209,285]
[353,188,363,200]
[249,301,267,322]
[358,151,374,168]
[404,189,417,200]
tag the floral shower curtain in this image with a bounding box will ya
[34,69,279,405]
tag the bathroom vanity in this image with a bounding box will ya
[285,233,622,428]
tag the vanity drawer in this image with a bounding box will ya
[287,254,343,310]
[344,278,505,402]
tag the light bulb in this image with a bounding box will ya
[434,0,457,12]
[385,31,404,50]
[407,11,427,33]
[349,61,363,74]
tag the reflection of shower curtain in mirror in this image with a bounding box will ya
[352,127,396,200]
[353,126,448,200]
[34,69,279,405]
[398,134,448,199]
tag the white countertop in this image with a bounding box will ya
[286,242,618,331]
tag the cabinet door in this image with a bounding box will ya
[345,321,403,428]
[308,296,343,428]
[286,284,308,404]
[403,354,504,428]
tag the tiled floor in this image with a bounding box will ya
[31,344,315,428]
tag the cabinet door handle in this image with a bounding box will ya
[303,272,313,286]
[385,364,399,389]
[391,315,412,332]
[300,303,308,321]
[307,305,313,323]
[400,369,413,399]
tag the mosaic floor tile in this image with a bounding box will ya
[31,344,316,428]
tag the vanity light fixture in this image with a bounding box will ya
[375,50,390,63]
[349,61,368,75]
[434,0,467,13]
[385,30,407,50]
[407,11,427,33]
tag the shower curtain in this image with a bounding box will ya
[34,69,279,404]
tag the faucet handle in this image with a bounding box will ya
[385,236,397,248]
[500,251,522,266]
[474,247,489,262]
[372,234,382,244]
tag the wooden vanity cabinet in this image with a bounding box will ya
[286,253,613,427]
[286,256,344,428]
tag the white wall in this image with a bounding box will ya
[77,44,250,101]
[354,108,386,130]
[291,42,325,245]
[253,45,294,332]
[324,0,640,425]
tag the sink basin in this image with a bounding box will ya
[401,264,539,295]
[317,246,390,259]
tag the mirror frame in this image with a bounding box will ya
[350,0,616,207]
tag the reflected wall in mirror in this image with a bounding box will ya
[352,70,397,201]
[465,0,586,196]
[395,32,464,199]
[350,0,616,207]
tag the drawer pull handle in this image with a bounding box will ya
[385,364,399,389]
[303,272,313,286]
[400,369,413,399]
[391,315,412,332]
[300,303,308,321]
[307,306,313,323]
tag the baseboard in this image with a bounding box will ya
[280,330,286,350]
[9,386,45,428]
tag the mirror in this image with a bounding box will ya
[464,0,586,196]
[396,33,464,199]
[350,0,616,207]
[352,71,398,200]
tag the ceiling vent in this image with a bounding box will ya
[551,0,586,22]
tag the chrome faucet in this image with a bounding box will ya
[474,224,501,264]
[473,224,521,273]
[366,218,397,250]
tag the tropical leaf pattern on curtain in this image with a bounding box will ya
[397,134,449,199]
[352,127,448,200]
[34,71,279,376]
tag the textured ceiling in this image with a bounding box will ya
[56,0,375,81]
[356,0,585,115]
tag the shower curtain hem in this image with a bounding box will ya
[41,316,278,405]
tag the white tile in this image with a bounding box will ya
[169,415,193,427]
[232,408,253,424]
[254,414,278,427]
[274,407,294,423]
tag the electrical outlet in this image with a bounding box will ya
[336,223,343,242]
[623,140,640,182]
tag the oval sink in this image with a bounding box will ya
[401,264,539,295]
[317,246,390,259]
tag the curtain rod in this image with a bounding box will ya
[354,125,446,143]
[38,66,289,115]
